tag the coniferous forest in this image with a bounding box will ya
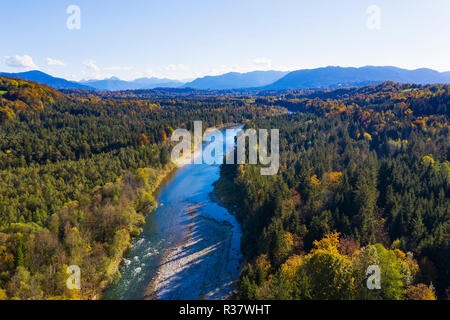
[215,82,449,300]
[0,76,449,300]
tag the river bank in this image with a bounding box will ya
[95,164,177,298]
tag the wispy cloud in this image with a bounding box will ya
[104,65,133,71]
[3,54,38,69]
[46,58,66,67]
[252,57,272,70]
[83,59,100,71]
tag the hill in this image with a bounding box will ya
[0,70,94,90]
[0,75,63,121]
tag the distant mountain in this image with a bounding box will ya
[132,77,185,88]
[183,70,289,89]
[80,77,184,91]
[0,71,184,91]
[265,66,450,90]
[0,70,94,90]
[3,67,449,92]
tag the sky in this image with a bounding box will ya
[1,0,450,81]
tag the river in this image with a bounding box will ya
[103,126,243,300]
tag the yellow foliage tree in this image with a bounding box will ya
[406,284,436,300]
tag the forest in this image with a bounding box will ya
[0,76,277,299]
[0,76,448,300]
[215,82,449,300]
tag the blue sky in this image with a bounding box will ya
[1,0,450,81]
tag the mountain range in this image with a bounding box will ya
[264,66,450,90]
[1,66,449,91]
[79,76,184,91]
[182,70,288,89]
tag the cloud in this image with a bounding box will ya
[83,59,100,71]
[104,66,133,71]
[132,69,159,79]
[46,58,66,67]
[165,64,189,71]
[252,57,272,70]
[3,55,38,69]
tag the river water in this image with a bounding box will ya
[103,126,242,300]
